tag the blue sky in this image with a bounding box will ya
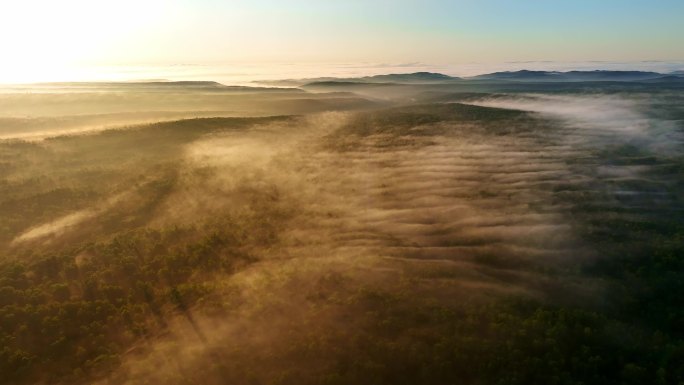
[0,0,682,81]
[167,0,683,63]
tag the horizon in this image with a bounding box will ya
[1,0,683,84]
[1,60,684,86]
[3,2,684,385]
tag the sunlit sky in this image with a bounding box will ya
[1,0,683,83]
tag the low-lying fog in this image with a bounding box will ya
[1,81,683,385]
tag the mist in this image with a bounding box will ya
[3,0,684,381]
[2,78,684,385]
[465,93,683,152]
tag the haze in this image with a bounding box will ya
[1,0,684,83]
[2,2,684,385]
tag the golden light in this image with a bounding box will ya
[0,0,170,83]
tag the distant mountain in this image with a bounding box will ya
[361,72,457,83]
[641,75,684,83]
[260,72,459,87]
[32,81,300,92]
[471,70,666,82]
[565,70,664,81]
[303,81,400,88]
[471,70,565,81]
[39,81,227,88]
[260,70,683,88]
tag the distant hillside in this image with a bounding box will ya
[471,70,565,81]
[641,75,684,83]
[38,81,226,87]
[564,70,664,81]
[32,81,300,92]
[471,70,666,82]
[260,70,684,88]
[260,72,459,87]
[302,81,401,88]
[360,72,457,83]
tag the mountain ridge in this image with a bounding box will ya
[469,69,674,82]
[262,70,683,87]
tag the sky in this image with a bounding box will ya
[0,0,683,82]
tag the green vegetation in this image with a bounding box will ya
[1,86,683,384]
[1,116,298,384]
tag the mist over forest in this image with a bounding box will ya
[1,71,684,385]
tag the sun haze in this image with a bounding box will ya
[1,0,683,82]
[2,2,684,385]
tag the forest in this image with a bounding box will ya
[1,80,684,384]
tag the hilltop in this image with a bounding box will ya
[470,69,672,82]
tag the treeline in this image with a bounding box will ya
[0,204,290,384]
[1,107,684,384]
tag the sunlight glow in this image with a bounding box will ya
[0,0,170,83]
[0,0,681,83]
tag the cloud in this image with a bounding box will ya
[464,93,683,154]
